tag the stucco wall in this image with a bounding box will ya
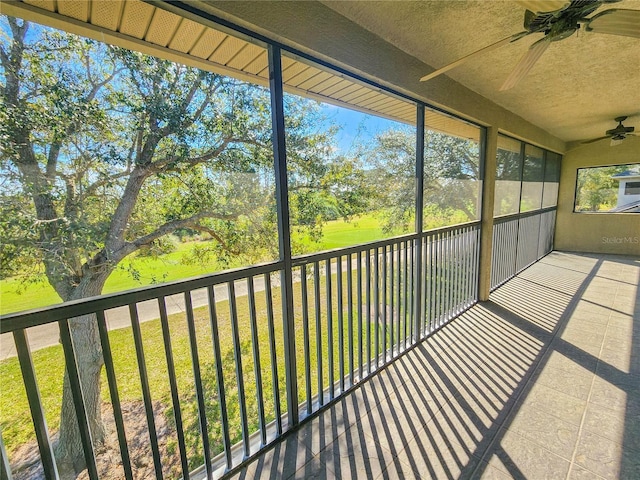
[556,136,640,255]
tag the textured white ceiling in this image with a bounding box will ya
[322,0,640,143]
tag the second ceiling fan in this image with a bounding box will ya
[582,116,637,145]
[419,0,640,90]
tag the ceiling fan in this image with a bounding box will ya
[419,0,640,90]
[582,116,637,145]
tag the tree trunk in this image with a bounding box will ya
[54,280,107,479]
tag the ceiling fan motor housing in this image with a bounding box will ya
[606,117,634,136]
[526,1,605,41]
[548,24,578,41]
[420,0,638,91]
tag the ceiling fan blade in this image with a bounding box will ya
[585,9,640,38]
[420,32,529,82]
[581,136,610,144]
[516,1,569,13]
[499,37,550,91]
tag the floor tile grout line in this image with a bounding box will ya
[229,254,637,479]
[289,333,471,477]
[358,294,566,473]
[469,273,589,476]
[565,279,616,480]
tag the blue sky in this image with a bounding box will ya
[320,104,406,154]
[1,15,408,158]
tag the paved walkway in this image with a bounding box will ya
[222,251,640,479]
[0,278,264,360]
[0,249,398,359]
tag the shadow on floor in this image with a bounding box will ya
[225,252,639,479]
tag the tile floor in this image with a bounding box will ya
[225,251,639,479]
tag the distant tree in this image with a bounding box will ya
[361,128,416,233]
[494,146,522,214]
[0,17,367,476]
[424,130,480,221]
[283,98,371,246]
[496,147,521,180]
[363,127,480,232]
[575,165,632,211]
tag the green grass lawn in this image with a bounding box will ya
[0,267,411,474]
[297,213,392,250]
[0,241,220,315]
[0,208,471,474]
[0,210,413,471]
[0,214,396,315]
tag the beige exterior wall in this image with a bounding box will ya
[556,136,640,255]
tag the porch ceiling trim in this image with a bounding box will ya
[1,0,481,140]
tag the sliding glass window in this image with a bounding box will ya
[493,135,561,217]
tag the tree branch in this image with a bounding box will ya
[188,225,242,256]
[178,81,221,132]
[0,44,8,66]
[113,210,239,262]
[157,72,219,137]
[77,169,132,203]
[85,66,124,103]
[42,47,121,182]
[151,138,232,171]
[82,46,94,85]
[104,164,151,251]
[287,183,319,192]
[46,143,61,180]
[191,83,216,117]
[174,137,266,167]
